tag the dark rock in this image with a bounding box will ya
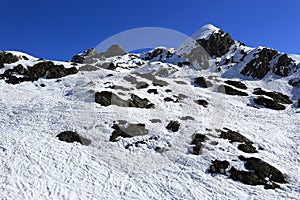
[57,131,83,144]
[134,73,168,87]
[240,156,287,184]
[191,133,206,155]
[240,48,277,79]
[237,143,258,153]
[194,77,213,88]
[166,121,180,132]
[125,140,147,149]
[136,82,149,89]
[174,80,188,85]
[147,89,158,94]
[181,116,195,120]
[164,97,176,102]
[208,160,230,175]
[71,48,95,63]
[273,54,295,76]
[253,96,286,110]
[110,123,148,142]
[220,129,253,144]
[165,89,172,93]
[0,52,19,67]
[289,78,300,87]
[229,166,265,186]
[197,30,234,57]
[128,94,155,109]
[150,119,162,123]
[95,91,128,107]
[27,61,77,80]
[95,91,154,109]
[22,56,29,60]
[253,88,292,104]
[153,79,168,87]
[225,80,247,90]
[5,76,30,84]
[217,85,248,96]
[194,99,208,107]
[14,64,27,75]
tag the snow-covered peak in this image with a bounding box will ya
[192,24,221,40]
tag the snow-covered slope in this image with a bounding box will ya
[0,24,299,199]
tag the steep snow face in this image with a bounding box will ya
[0,24,300,199]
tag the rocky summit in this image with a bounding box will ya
[0,24,299,199]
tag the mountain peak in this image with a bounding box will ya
[192,24,221,40]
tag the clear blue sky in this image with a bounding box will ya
[1,0,299,61]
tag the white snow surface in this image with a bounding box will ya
[0,48,299,200]
[192,24,220,40]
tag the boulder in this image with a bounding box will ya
[217,85,248,96]
[220,128,253,144]
[147,89,158,94]
[208,160,230,175]
[225,80,247,90]
[191,133,206,155]
[95,91,128,107]
[237,143,258,153]
[128,94,155,109]
[110,123,148,142]
[253,88,292,104]
[194,77,213,88]
[57,131,83,144]
[253,96,286,110]
[194,99,208,107]
[166,121,180,132]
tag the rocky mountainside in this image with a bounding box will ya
[0,24,299,199]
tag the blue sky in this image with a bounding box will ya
[0,0,299,61]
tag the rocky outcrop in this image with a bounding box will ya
[95,91,128,107]
[241,48,277,79]
[217,85,248,96]
[240,48,297,79]
[224,80,247,90]
[253,96,286,110]
[110,122,148,142]
[71,48,95,63]
[197,30,234,57]
[229,156,287,189]
[253,88,292,104]
[194,77,212,88]
[95,91,154,109]
[0,52,19,67]
[128,94,155,108]
[273,54,296,76]
[220,128,257,153]
[1,61,78,84]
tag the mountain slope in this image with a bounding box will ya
[0,25,299,199]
